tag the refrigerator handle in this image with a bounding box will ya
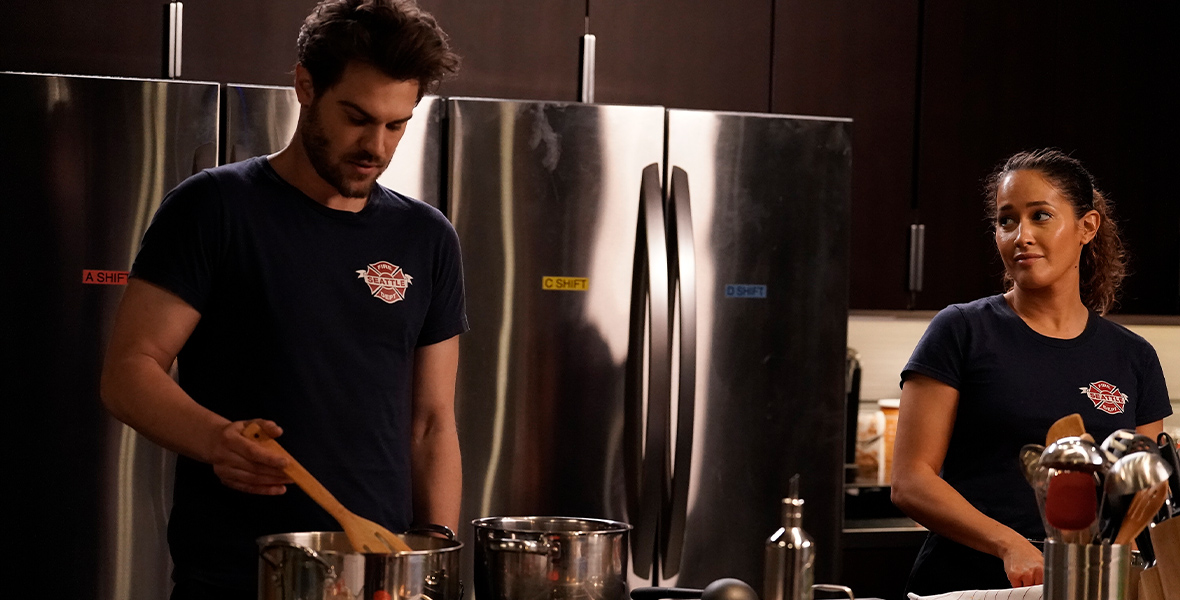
[624,163,673,579]
[661,166,696,577]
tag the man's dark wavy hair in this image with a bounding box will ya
[297,0,459,99]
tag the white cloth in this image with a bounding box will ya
[907,585,1043,600]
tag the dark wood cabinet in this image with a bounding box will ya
[911,1,1180,314]
[771,0,923,311]
[592,0,772,112]
[420,0,586,101]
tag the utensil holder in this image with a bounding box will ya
[1044,541,1131,600]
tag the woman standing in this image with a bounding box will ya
[890,149,1172,594]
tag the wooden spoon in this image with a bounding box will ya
[241,423,413,553]
[1045,413,1086,446]
[1114,481,1169,546]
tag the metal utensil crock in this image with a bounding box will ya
[473,516,631,600]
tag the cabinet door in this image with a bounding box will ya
[914,1,1179,314]
[592,0,772,112]
[771,0,922,310]
[0,0,161,78]
[420,0,585,101]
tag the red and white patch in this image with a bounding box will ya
[1079,381,1128,415]
[356,261,413,304]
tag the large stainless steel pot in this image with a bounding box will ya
[258,529,462,600]
[472,516,631,600]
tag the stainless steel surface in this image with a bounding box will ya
[2,71,219,600]
[258,531,463,600]
[630,162,672,578]
[662,166,697,577]
[1101,429,1160,459]
[579,33,596,103]
[764,499,815,600]
[447,97,666,594]
[1044,540,1130,600]
[908,223,925,293]
[472,517,630,600]
[1040,436,1110,472]
[223,86,444,208]
[166,2,183,78]
[662,109,851,587]
[1105,452,1173,497]
[1020,444,1047,486]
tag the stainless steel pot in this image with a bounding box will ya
[473,516,631,600]
[258,528,462,600]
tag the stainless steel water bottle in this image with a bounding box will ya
[763,483,815,600]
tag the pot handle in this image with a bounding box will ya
[259,539,336,579]
[408,523,456,540]
[813,584,856,600]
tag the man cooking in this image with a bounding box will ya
[99,1,465,598]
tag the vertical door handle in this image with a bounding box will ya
[661,166,696,577]
[625,163,672,578]
[908,223,926,293]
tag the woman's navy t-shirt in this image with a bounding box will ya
[900,294,1170,593]
[131,157,468,589]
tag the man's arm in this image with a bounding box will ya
[410,335,462,533]
[100,278,291,495]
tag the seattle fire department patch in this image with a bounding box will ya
[1079,381,1128,415]
[356,261,413,304]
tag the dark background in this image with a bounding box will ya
[4,0,1177,315]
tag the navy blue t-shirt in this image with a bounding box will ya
[131,157,468,589]
[900,294,1171,593]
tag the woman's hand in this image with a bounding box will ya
[999,537,1044,587]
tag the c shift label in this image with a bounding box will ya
[542,276,590,291]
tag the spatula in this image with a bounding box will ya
[241,423,413,553]
[1045,413,1085,446]
[1114,481,1169,546]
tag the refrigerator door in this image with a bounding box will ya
[447,98,666,593]
[1,72,219,600]
[662,109,852,588]
[223,84,444,208]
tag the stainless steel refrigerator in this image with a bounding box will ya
[447,98,852,591]
[12,73,851,598]
[2,71,219,600]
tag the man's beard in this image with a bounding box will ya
[301,102,384,200]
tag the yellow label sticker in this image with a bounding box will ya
[542,276,590,291]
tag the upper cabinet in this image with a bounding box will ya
[771,0,922,311]
[591,0,772,112]
[912,1,1179,314]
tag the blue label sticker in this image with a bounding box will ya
[724,284,767,298]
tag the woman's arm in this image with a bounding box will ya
[890,374,1044,587]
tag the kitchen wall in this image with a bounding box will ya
[847,312,1180,435]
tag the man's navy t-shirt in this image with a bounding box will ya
[131,157,468,589]
[901,294,1170,593]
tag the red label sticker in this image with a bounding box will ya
[82,270,129,285]
[356,261,413,304]
[1080,380,1128,415]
